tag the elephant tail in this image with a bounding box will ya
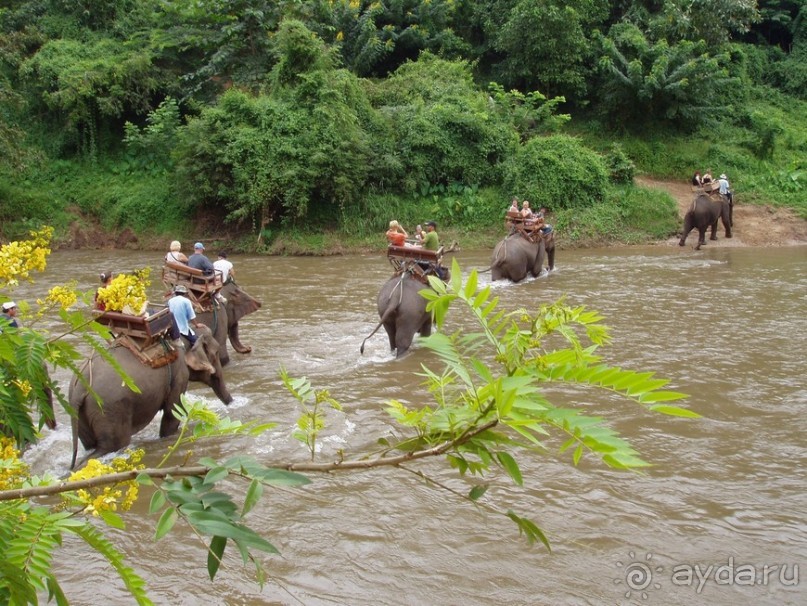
[361,278,407,354]
[360,305,398,355]
[69,373,84,470]
[491,239,508,268]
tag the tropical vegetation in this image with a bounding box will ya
[0,0,804,251]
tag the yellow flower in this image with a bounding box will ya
[65,450,144,514]
[96,268,151,313]
[0,437,30,490]
[0,227,53,288]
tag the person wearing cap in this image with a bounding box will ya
[165,240,189,264]
[213,251,234,283]
[422,221,439,251]
[187,242,215,275]
[168,285,201,346]
[1,301,20,329]
[718,173,732,204]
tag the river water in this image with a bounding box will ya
[15,244,807,605]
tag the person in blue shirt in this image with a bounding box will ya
[168,285,201,346]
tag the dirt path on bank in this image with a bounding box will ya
[635,176,807,247]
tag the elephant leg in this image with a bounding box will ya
[159,403,182,438]
[383,319,397,351]
[395,329,415,358]
[679,216,694,246]
[418,316,432,338]
[709,218,719,240]
[695,227,707,250]
[546,245,555,272]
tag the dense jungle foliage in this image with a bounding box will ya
[0,0,805,250]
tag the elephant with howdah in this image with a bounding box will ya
[491,232,555,283]
[68,325,232,468]
[679,194,732,250]
[361,273,433,358]
[195,280,262,366]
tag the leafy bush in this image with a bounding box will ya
[368,53,518,192]
[605,143,636,184]
[503,135,609,210]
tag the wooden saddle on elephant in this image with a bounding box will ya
[387,244,448,284]
[162,261,224,311]
[94,307,178,368]
[506,212,547,244]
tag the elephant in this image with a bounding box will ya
[491,232,555,283]
[196,280,262,366]
[68,325,232,468]
[679,194,732,250]
[360,273,433,358]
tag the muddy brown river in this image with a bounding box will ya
[16,244,806,605]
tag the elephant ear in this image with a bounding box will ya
[227,285,261,323]
[185,337,216,375]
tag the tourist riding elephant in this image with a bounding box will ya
[360,273,433,358]
[491,232,555,283]
[196,281,262,366]
[679,194,732,250]
[68,325,232,468]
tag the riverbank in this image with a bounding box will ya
[58,178,807,254]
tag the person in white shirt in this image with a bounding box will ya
[213,252,234,283]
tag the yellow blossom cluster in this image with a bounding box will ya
[96,268,151,314]
[36,282,78,311]
[0,437,30,490]
[0,227,53,288]
[66,449,145,515]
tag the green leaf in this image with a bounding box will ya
[243,479,263,516]
[149,491,166,514]
[99,510,125,530]
[468,484,488,501]
[648,404,700,418]
[155,508,178,541]
[203,467,229,485]
[135,473,154,486]
[207,536,227,581]
[573,444,583,466]
[495,451,523,486]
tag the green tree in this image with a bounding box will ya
[310,0,469,77]
[491,0,607,98]
[368,53,518,192]
[19,37,160,156]
[503,134,609,210]
[595,22,740,128]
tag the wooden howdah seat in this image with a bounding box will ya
[506,212,548,244]
[387,244,448,283]
[162,261,224,311]
[94,306,178,368]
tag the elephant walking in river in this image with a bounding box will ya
[679,194,732,250]
[193,280,262,367]
[491,232,555,283]
[68,325,231,468]
[361,273,433,358]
